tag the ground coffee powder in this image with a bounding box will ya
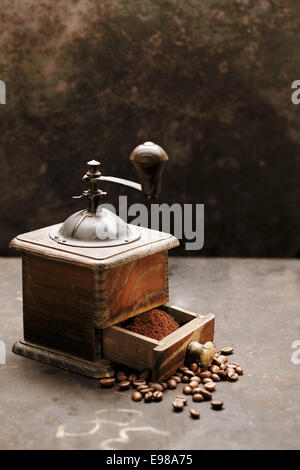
[121,309,180,340]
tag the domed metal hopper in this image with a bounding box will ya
[49,207,141,248]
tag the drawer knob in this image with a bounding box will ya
[187,340,215,368]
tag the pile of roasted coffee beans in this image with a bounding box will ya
[98,346,244,420]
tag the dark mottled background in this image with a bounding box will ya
[0,0,299,257]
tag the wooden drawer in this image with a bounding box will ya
[102,305,215,382]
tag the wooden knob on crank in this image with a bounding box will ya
[130,141,169,199]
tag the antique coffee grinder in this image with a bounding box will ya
[10,142,214,381]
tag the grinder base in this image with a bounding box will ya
[12,340,114,379]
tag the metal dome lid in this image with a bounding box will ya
[49,207,140,248]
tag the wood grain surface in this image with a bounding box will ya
[20,250,169,361]
[22,253,100,361]
[10,224,179,269]
[102,251,168,327]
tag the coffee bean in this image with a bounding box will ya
[175,372,183,378]
[99,378,116,388]
[133,379,147,388]
[161,382,168,390]
[218,370,228,379]
[202,378,213,384]
[189,376,201,383]
[140,387,153,395]
[192,387,202,395]
[116,371,127,382]
[128,373,137,382]
[211,373,221,382]
[171,375,182,383]
[189,380,199,389]
[199,388,212,400]
[153,390,163,402]
[116,376,127,384]
[227,371,239,381]
[185,370,195,378]
[190,363,198,372]
[193,394,204,402]
[172,399,184,412]
[189,408,200,419]
[135,380,148,388]
[218,355,228,364]
[139,368,151,380]
[227,363,237,369]
[183,385,192,395]
[182,375,189,383]
[229,361,240,367]
[236,366,244,375]
[220,346,234,355]
[175,395,188,405]
[220,363,227,370]
[136,384,149,392]
[144,391,153,402]
[211,400,224,410]
[131,391,143,402]
[119,380,131,390]
[213,357,223,367]
[210,365,220,374]
[196,367,202,376]
[151,383,164,392]
[177,366,189,373]
[167,379,177,389]
[199,371,212,379]
[204,382,216,391]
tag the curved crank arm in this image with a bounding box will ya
[100,175,142,192]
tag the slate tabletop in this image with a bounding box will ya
[0,257,299,450]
